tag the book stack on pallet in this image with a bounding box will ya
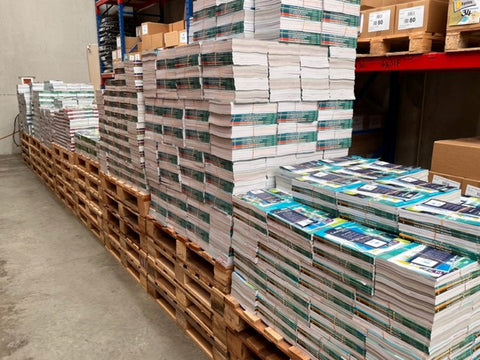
[17,84,33,134]
[230,174,480,359]
[30,81,96,145]
[74,129,100,161]
[142,37,359,268]
[98,61,148,190]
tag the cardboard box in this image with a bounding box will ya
[142,33,165,51]
[364,5,396,37]
[361,0,396,10]
[128,52,142,61]
[141,22,169,36]
[447,0,480,29]
[429,171,480,195]
[116,36,138,51]
[112,49,122,62]
[164,30,188,48]
[431,137,480,180]
[169,20,186,32]
[396,0,448,34]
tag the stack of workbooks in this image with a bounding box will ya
[98,61,147,189]
[17,84,33,134]
[51,108,99,152]
[361,243,480,359]
[399,197,480,260]
[191,0,255,42]
[74,129,100,161]
[231,186,480,360]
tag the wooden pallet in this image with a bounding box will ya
[146,217,233,295]
[357,32,445,56]
[52,143,74,163]
[77,205,104,243]
[74,153,100,178]
[73,166,102,207]
[225,296,310,360]
[445,26,480,52]
[101,172,150,216]
[227,329,290,360]
[29,136,41,150]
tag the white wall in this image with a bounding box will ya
[0,1,98,154]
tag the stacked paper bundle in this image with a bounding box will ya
[201,39,270,103]
[142,52,157,99]
[254,0,323,45]
[191,0,255,42]
[317,100,355,153]
[75,129,100,161]
[52,108,99,151]
[231,187,480,359]
[361,243,480,359]
[29,81,96,144]
[399,198,480,260]
[17,84,33,134]
[336,181,460,233]
[99,61,147,189]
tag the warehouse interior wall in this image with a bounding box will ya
[0,1,98,155]
[353,71,480,169]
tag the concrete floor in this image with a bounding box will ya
[0,155,208,360]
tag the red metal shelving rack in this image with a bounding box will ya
[356,51,480,72]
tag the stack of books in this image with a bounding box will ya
[191,0,255,42]
[17,84,33,134]
[361,243,480,359]
[98,61,147,189]
[254,0,323,45]
[51,108,99,152]
[74,129,100,161]
[399,198,480,260]
[231,186,480,359]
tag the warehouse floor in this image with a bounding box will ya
[0,155,208,360]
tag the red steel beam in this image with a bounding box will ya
[356,52,480,73]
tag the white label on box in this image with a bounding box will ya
[180,31,188,44]
[116,36,121,48]
[129,54,135,61]
[135,54,141,61]
[432,175,461,189]
[112,51,117,61]
[359,13,364,34]
[466,185,480,197]
[142,24,148,35]
[368,10,391,32]
[398,6,425,30]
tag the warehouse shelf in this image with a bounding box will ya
[356,51,480,73]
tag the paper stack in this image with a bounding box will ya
[231,186,480,360]
[98,61,148,189]
[254,0,323,45]
[336,181,460,234]
[28,81,96,146]
[399,198,480,260]
[17,84,33,134]
[74,129,100,161]
[142,52,157,99]
[191,0,255,42]
[361,243,480,359]
[51,108,99,151]
[202,39,270,103]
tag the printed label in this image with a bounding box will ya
[142,24,148,35]
[359,13,364,34]
[180,31,188,44]
[412,256,438,268]
[398,6,425,30]
[432,175,461,189]
[466,184,480,197]
[368,10,391,32]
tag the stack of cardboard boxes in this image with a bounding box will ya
[358,0,449,40]
[112,20,188,63]
[430,137,480,195]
